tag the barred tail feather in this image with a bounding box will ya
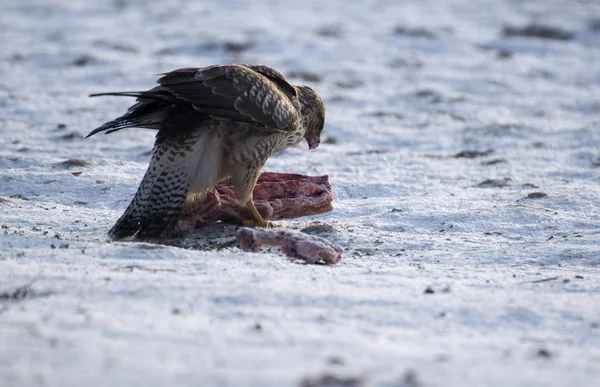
[108,164,190,240]
[109,130,222,240]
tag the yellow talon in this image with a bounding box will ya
[243,200,274,228]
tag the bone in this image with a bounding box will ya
[236,227,343,264]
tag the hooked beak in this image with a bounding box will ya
[308,137,320,150]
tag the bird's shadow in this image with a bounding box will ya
[163,222,240,251]
[153,221,342,265]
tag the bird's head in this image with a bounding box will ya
[297,86,325,150]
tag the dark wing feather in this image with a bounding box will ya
[87,87,206,138]
[158,64,300,131]
[242,64,298,97]
[87,64,299,137]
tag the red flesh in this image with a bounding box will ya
[179,172,333,229]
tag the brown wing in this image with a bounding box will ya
[157,64,300,131]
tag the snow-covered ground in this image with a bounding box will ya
[1,0,600,386]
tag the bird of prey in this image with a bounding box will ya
[88,64,326,240]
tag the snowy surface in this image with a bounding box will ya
[1,0,600,386]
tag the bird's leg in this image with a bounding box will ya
[244,195,271,228]
[231,166,273,228]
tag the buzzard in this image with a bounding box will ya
[88,64,326,240]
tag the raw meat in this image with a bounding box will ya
[179,172,333,230]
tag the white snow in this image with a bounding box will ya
[1,0,600,386]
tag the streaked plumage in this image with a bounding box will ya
[88,64,325,240]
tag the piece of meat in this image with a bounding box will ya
[179,172,333,230]
[236,227,343,264]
